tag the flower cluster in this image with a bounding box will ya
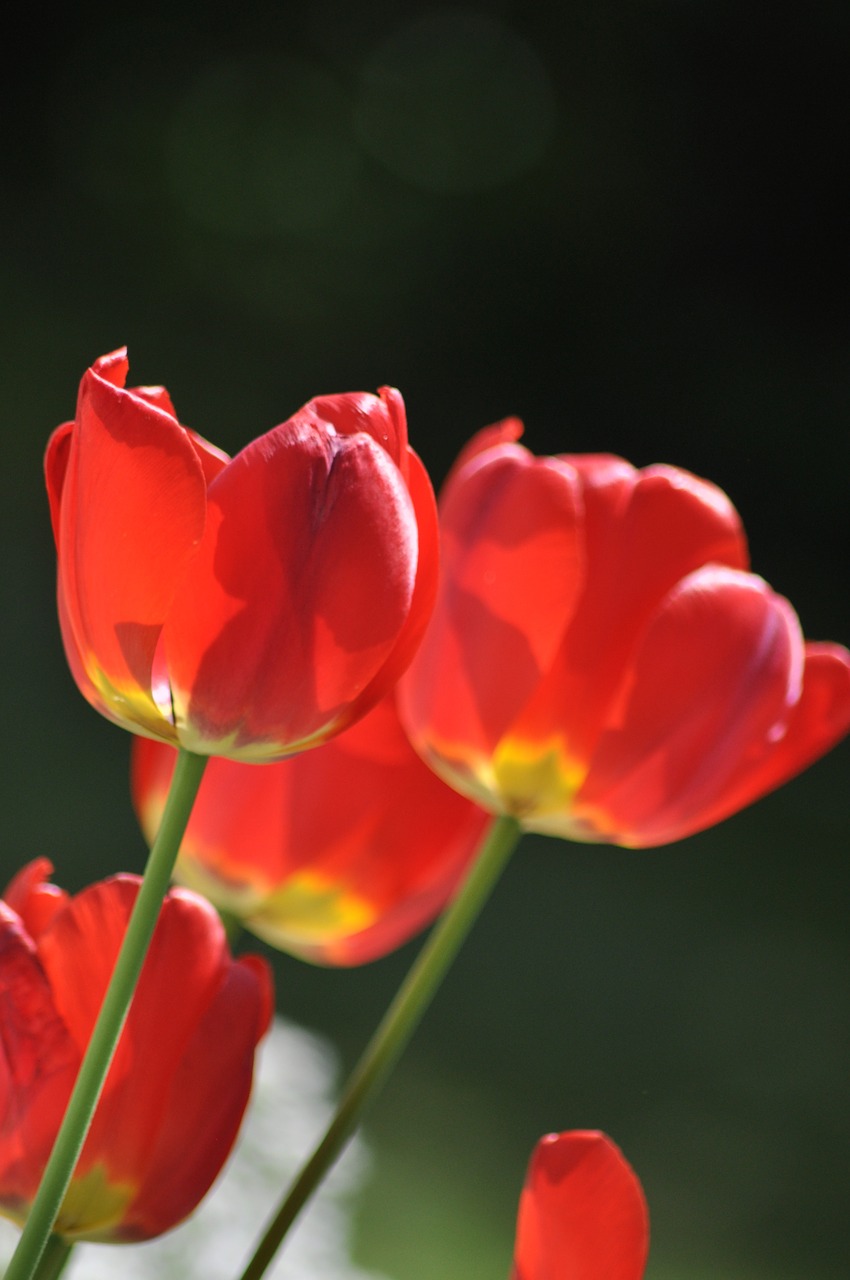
[2,350,848,1278]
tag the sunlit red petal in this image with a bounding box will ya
[302,386,409,470]
[443,416,525,483]
[164,417,418,757]
[44,422,74,548]
[507,459,749,769]
[0,904,79,1213]
[512,1131,649,1280]
[400,445,584,774]
[53,354,207,733]
[571,568,804,846]
[333,447,440,739]
[121,953,272,1239]
[36,879,232,1187]
[646,641,850,842]
[3,859,69,939]
[132,694,490,965]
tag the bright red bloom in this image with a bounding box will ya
[511,1131,648,1280]
[399,421,850,846]
[0,860,272,1242]
[131,694,490,965]
[45,349,438,760]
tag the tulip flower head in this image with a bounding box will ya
[399,421,850,846]
[511,1131,648,1280]
[46,350,438,760]
[0,860,272,1242]
[131,693,490,965]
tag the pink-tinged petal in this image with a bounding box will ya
[164,417,419,758]
[512,1132,649,1280]
[570,568,805,846]
[400,445,584,783]
[132,693,490,965]
[3,859,69,939]
[0,903,79,1216]
[115,954,273,1241]
[53,352,207,736]
[507,458,749,770]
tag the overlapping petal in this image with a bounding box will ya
[511,1131,648,1280]
[399,424,850,845]
[132,694,490,965]
[47,352,436,760]
[0,862,272,1242]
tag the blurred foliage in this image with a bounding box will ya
[1,2,849,1277]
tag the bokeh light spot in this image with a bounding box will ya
[354,12,557,193]
[168,55,361,237]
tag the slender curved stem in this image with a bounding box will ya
[238,814,523,1280]
[5,749,208,1280]
[29,1236,72,1280]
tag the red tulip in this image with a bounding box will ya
[399,421,850,846]
[131,694,490,965]
[511,1131,648,1280]
[45,349,438,760]
[0,859,272,1242]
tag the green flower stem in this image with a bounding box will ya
[5,748,208,1280]
[29,1236,72,1280]
[238,813,523,1280]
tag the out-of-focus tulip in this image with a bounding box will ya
[399,421,850,847]
[45,349,437,761]
[131,694,490,965]
[511,1131,648,1280]
[0,859,272,1243]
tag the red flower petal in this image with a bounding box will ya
[572,567,806,845]
[332,446,440,739]
[132,693,489,965]
[3,859,68,939]
[49,350,207,736]
[1,866,270,1242]
[400,444,584,779]
[512,1131,648,1280]
[0,904,79,1216]
[506,458,749,769]
[37,880,232,1190]
[644,640,850,842]
[303,387,409,471]
[119,952,273,1240]
[164,414,419,757]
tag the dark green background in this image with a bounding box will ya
[2,4,848,1277]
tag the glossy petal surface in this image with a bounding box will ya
[511,1132,648,1280]
[47,350,207,738]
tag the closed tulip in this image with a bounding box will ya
[131,694,490,965]
[399,421,850,846]
[0,860,272,1242]
[45,349,437,760]
[512,1131,648,1280]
